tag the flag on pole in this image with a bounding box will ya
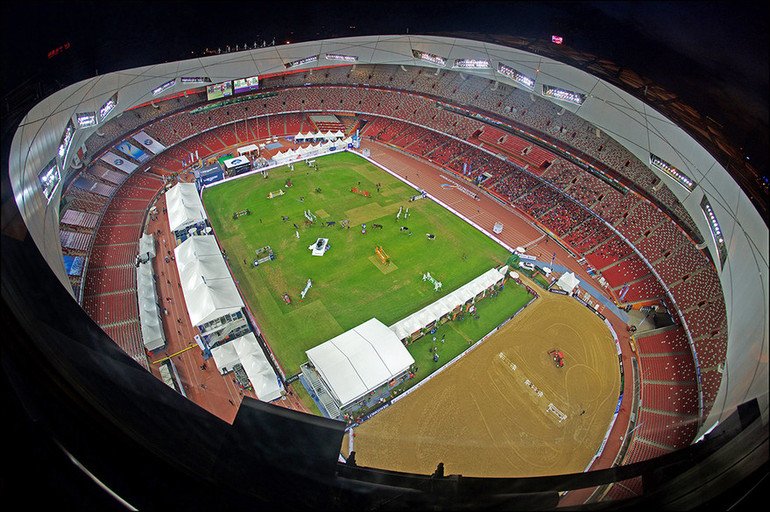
[550,252,556,266]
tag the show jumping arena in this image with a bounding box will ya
[342,282,621,478]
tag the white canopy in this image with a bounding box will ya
[174,235,244,327]
[138,232,155,260]
[389,267,506,341]
[166,182,207,233]
[136,261,165,351]
[210,340,240,374]
[556,272,580,293]
[237,144,259,155]
[233,333,282,402]
[306,318,414,408]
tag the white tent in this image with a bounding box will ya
[174,235,244,327]
[556,272,580,293]
[136,261,165,351]
[237,144,259,155]
[332,130,345,139]
[166,182,207,233]
[138,232,155,260]
[306,318,414,408]
[389,267,506,341]
[210,341,240,374]
[232,333,282,401]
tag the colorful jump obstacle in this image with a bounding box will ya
[232,209,251,220]
[422,271,443,292]
[351,186,370,197]
[252,246,275,266]
[300,278,313,300]
[375,246,390,265]
[267,189,285,199]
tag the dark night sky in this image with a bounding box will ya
[2,1,767,175]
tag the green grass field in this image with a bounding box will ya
[202,152,512,374]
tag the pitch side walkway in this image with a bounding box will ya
[362,141,635,506]
[144,173,310,424]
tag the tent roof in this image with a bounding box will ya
[166,182,207,232]
[556,272,580,293]
[232,333,282,401]
[389,267,505,340]
[306,318,414,407]
[174,235,244,326]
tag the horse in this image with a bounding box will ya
[372,223,383,229]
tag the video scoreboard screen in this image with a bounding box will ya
[233,76,259,94]
[206,81,233,101]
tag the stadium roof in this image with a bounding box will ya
[307,318,414,408]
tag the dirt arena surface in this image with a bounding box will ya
[342,280,621,478]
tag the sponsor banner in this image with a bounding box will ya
[572,294,588,306]
[133,131,166,154]
[285,373,301,384]
[518,253,537,260]
[116,140,151,162]
[100,151,138,173]
[549,288,569,295]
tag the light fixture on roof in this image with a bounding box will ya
[411,49,446,67]
[542,84,586,105]
[700,195,728,268]
[452,58,490,69]
[497,63,534,90]
[649,154,697,192]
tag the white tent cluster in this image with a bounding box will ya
[306,318,414,408]
[272,138,353,164]
[390,266,508,341]
[166,182,207,233]
[174,235,282,401]
[210,333,282,402]
[174,235,244,327]
[294,130,345,142]
[135,233,165,352]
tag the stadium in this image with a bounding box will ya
[2,24,767,510]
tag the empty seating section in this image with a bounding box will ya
[693,333,728,370]
[100,210,145,226]
[102,321,147,370]
[618,274,667,303]
[596,254,650,287]
[624,438,674,465]
[635,221,689,263]
[640,382,699,416]
[639,353,697,382]
[616,202,663,242]
[670,267,723,312]
[82,290,140,326]
[684,296,727,341]
[93,223,142,245]
[82,265,137,297]
[634,408,699,450]
[88,243,137,267]
[593,190,639,224]
[653,243,710,284]
[194,128,226,153]
[636,328,691,354]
